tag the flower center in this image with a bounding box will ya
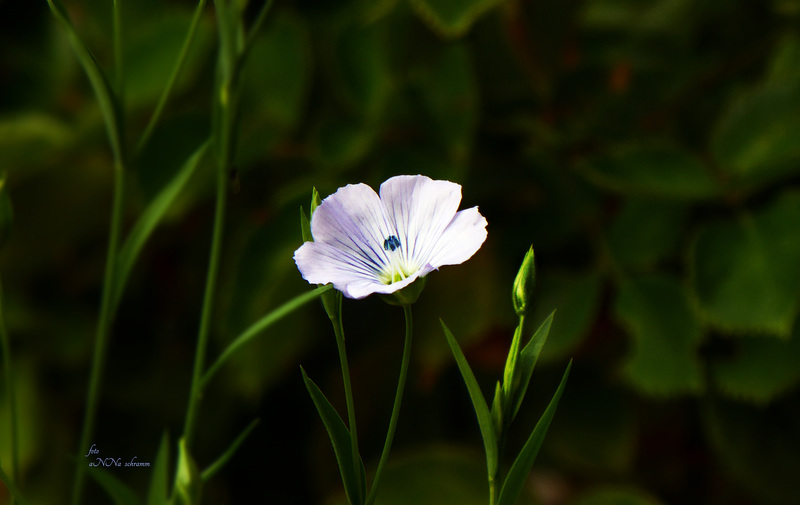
[379,235,415,284]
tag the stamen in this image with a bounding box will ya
[383,235,401,252]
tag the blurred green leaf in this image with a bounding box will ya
[46,0,125,161]
[607,198,687,270]
[0,114,72,169]
[510,312,555,420]
[703,395,800,505]
[410,0,506,37]
[331,20,393,119]
[358,447,500,505]
[0,464,31,505]
[146,432,170,505]
[114,140,210,310]
[765,33,800,88]
[201,419,259,481]
[690,192,800,338]
[301,367,364,505]
[497,360,571,505]
[441,320,498,479]
[124,10,213,109]
[240,10,311,133]
[312,115,375,170]
[711,321,800,404]
[616,275,704,396]
[579,143,719,200]
[86,466,142,505]
[411,43,478,165]
[535,271,603,363]
[711,82,800,182]
[575,487,665,505]
[548,383,637,474]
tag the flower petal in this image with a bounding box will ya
[427,206,488,268]
[310,183,395,277]
[379,175,462,269]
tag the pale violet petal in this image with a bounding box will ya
[379,175,461,270]
[426,206,488,268]
[310,183,395,277]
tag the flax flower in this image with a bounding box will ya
[294,175,488,300]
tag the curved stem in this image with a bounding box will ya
[135,0,208,155]
[113,0,124,97]
[71,160,126,505]
[365,304,413,505]
[0,276,19,504]
[331,297,363,502]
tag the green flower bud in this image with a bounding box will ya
[512,246,536,316]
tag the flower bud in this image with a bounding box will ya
[512,246,536,316]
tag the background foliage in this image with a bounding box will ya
[1,0,800,503]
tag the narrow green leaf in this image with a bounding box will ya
[497,360,572,505]
[201,284,334,386]
[86,466,142,505]
[147,432,171,505]
[0,465,31,505]
[201,418,260,481]
[113,140,210,310]
[490,380,504,439]
[440,319,498,478]
[46,0,125,161]
[300,207,312,243]
[501,325,523,403]
[301,367,364,505]
[510,311,556,420]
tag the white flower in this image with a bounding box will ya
[294,175,488,299]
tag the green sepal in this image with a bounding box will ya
[147,432,171,505]
[300,207,312,243]
[301,367,365,505]
[497,360,572,505]
[174,438,201,505]
[380,276,427,306]
[441,319,498,479]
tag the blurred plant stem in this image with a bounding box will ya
[136,0,208,155]
[72,159,126,505]
[0,276,19,505]
[330,295,364,503]
[365,304,413,505]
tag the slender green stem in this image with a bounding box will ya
[71,159,126,505]
[0,276,19,504]
[113,0,124,100]
[234,0,274,77]
[135,0,208,155]
[331,299,363,503]
[182,153,227,448]
[365,304,413,505]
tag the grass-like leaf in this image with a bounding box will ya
[441,319,498,478]
[0,465,31,505]
[510,311,555,420]
[301,367,364,505]
[201,418,260,481]
[46,0,125,162]
[175,439,201,505]
[201,284,334,386]
[497,360,572,505]
[86,466,142,505]
[147,432,171,505]
[113,140,210,310]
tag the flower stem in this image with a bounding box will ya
[0,276,19,504]
[331,299,363,503]
[113,0,124,97]
[71,159,126,505]
[365,304,413,505]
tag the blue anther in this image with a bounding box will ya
[383,235,401,252]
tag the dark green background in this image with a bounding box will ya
[1,0,800,503]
